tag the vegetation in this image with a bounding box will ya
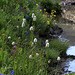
[0,0,69,75]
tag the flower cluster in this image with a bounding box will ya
[32,13,36,21]
[45,40,49,47]
[22,18,26,27]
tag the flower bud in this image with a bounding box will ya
[12,42,15,45]
[45,40,48,43]
[8,36,11,39]
[29,55,32,59]
[17,26,19,28]
[23,18,26,22]
[30,26,33,31]
[33,16,36,21]
[36,53,39,57]
[34,38,37,43]
[48,59,51,63]
[32,13,35,18]
[57,56,60,61]
[22,22,25,27]
[46,43,49,47]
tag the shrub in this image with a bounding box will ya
[49,39,69,56]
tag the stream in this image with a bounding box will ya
[55,1,75,74]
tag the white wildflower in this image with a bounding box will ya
[12,42,15,45]
[48,59,51,63]
[22,22,24,27]
[22,18,26,27]
[46,42,49,47]
[45,40,48,43]
[57,56,61,61]
[33,16,36,21]
[36,53,39,57]
[17,26,19,28]
[34,38,37,43]
[23,18,26,22]
[32,13,35,18]
[8,36,11,39]
[29,55,32,59]
[30,26,33,31]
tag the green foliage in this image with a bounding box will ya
[49,39,69,55]
[46,48,60,59]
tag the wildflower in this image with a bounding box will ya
[46,42,49,47]
[22,22,25,27]
[46,12,48,14]
[57,56,60,61]
[12,42,15,45]
[54,10,56,12]
[20,7,22,9]
[11,56,13,58]
[34,3,36,5]
[22,18,26,27]
[11,70,14,75]
[29,55,32,59]
[45,40,48,43]
[36,4,38,6]
[2,34,5,36]
[47,21,50,25]
[11,50,15,53]
[48,59,51,63]
[13,45,16,49]
[32,13,35,18]
[33,16,36,21]
[40,9,42,12]
[54,15,56,17]
[27,16,29,19]
[40,7,41,9]
[30,26,33,31]
[34,38,37,43]
[44,9,46,11]
[36,53,39,57]
[54,20,56,22]
[26,32,28,34]
[17,26,19,28]
[0,73,3,75]
[8,36,11,39]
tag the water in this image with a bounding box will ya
[56,2,75,74]
[66,46,75,56]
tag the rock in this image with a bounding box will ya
[52,25,59,31]
[52,35,58,38]
[49,28,54,34]
[39,24,63,39]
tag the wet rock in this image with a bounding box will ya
[52,25,59,31]
[39,25,63,39]
[49,28,54,34]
